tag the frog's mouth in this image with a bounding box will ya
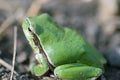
[27,27,54,71]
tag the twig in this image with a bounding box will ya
[98,0,118,35]
[0,15,15,34]
[10,26,17,80]
[0,58,18,75]
[0,0,49,35]
[26,0,49,16]
[0,8,23,35]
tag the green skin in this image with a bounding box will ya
[22,13,106,80]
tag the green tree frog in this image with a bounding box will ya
[22,13,106,80]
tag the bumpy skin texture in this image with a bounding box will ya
[22,14,106,79]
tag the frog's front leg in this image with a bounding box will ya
[54,63,102,80]
[31,54,49,76]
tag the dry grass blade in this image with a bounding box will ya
[10,26,17,80]
[26,0,49,16]
[0,8,23,35]
[0,15,15,35]
[0,0,49,35]
[0,58,18,75]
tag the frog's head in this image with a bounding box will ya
[22,13,52,54]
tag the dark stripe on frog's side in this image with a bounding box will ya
[26,18,54,72]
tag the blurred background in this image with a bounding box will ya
[0,0,120,80]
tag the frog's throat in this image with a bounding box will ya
[26,18,54,71]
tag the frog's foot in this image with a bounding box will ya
[54,63,103,80]
[31,64,49,76]
[30,54,49,76]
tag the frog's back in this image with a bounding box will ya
[46,27,106,68]
[29,14,106,68]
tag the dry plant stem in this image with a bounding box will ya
[26,0,49,16]
[0,58,18,75]
[0,0,49,35]
[0,8,22,35]
[0,15,15,35]
[10,27,17,80]
[26,0,42,16]
[98,0,118,35]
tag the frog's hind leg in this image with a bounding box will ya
[54,63,102,80]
